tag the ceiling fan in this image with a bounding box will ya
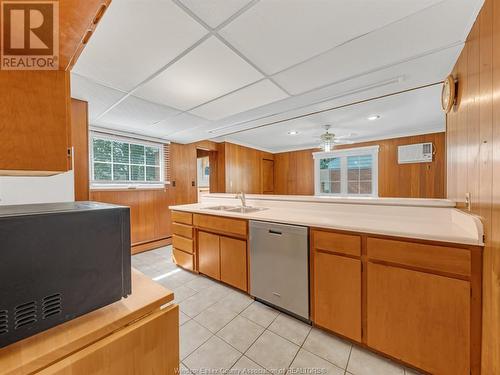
[319,125,354,152]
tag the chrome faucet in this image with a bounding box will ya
[236,192,246,207]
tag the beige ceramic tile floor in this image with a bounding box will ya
[132,246,421,375]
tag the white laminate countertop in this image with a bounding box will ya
[170,195,484,246]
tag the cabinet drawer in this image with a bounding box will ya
[172,235,193,254]
[172,223,193,239]
[172,211,193,225]
[313,230,361,257]
[172,248,194,271]
[367,238,471,277]
[194,214,247,237]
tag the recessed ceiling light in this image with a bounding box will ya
[368,115,381,121]
[288,130,299,135]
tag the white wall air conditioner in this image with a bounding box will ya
[398,142,433,164]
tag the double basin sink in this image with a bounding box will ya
[205,205,268,214]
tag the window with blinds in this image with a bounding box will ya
[314,146,379,197]
[90,133,167,188]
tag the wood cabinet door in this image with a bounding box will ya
[0,71,70,174]
[367,262,470,375]
[198,231,220,280]
[38,306,179,375]
[220,237,247,291]
[313,250,362,341]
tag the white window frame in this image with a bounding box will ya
[90,132,165,190]
[313,145,379,197]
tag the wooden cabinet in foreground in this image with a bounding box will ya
[0,270,179,375]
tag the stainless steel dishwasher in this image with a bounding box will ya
[249,220,309,321]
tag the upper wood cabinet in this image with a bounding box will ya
[60,0,111,70]
[0,2,111,175]
[0,71,71,175]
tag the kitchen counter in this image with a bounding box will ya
[170,195,483,246]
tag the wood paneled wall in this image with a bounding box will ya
[274,133,446,198]
[90,189,174,253]
[222,143,274,194]
[71,99,89,200]
[446,0,500,371]
[274,149,317,195]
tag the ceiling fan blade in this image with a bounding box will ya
[333,139,355,144]
[335,133,356,139]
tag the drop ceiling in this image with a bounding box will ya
[71,0,483,152]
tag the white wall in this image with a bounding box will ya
[0,171,75,205]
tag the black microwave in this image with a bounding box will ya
[0,201,131,348]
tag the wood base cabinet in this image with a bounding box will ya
[367,263,470,375]
[313,251,361,341]
[310,229,482,375]
[39,306,179,375]
[172,212,195,271]
[220,236,247,291]
[198,231,221,280]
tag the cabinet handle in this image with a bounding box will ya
[82,30,93,45]
[93,4,108,25]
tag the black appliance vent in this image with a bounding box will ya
[0,310,7,335]
[14,302,37,329]
[42,293,62,319]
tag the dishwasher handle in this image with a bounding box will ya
[268,229,282,235]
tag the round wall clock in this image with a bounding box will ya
[441,75,456,113]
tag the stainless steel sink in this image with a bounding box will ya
[225,207,268,214]
[205,205,267,214]
[205,205,238,211]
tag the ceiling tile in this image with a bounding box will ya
[272,0,480,95]
[226,85,444,153]
[178,0,252,28]
[73,0,207,91]
[153,113,211,135]
[219,0,442,75]
[71,73,126,122]
[99,95,180,128]
[190,80,288,120]
[135,36,263,110]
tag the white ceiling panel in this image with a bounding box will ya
[178,0,252,28]
[226,85,444,153]
[203,45,462,140]
[190,79,288,120]
[135,36,263,110]
[71,73,126,122]
[99,95,180,128]
[220,0,442,75]
[273,0,481,95]
[152,113,211,135]
[73,0,207,91]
